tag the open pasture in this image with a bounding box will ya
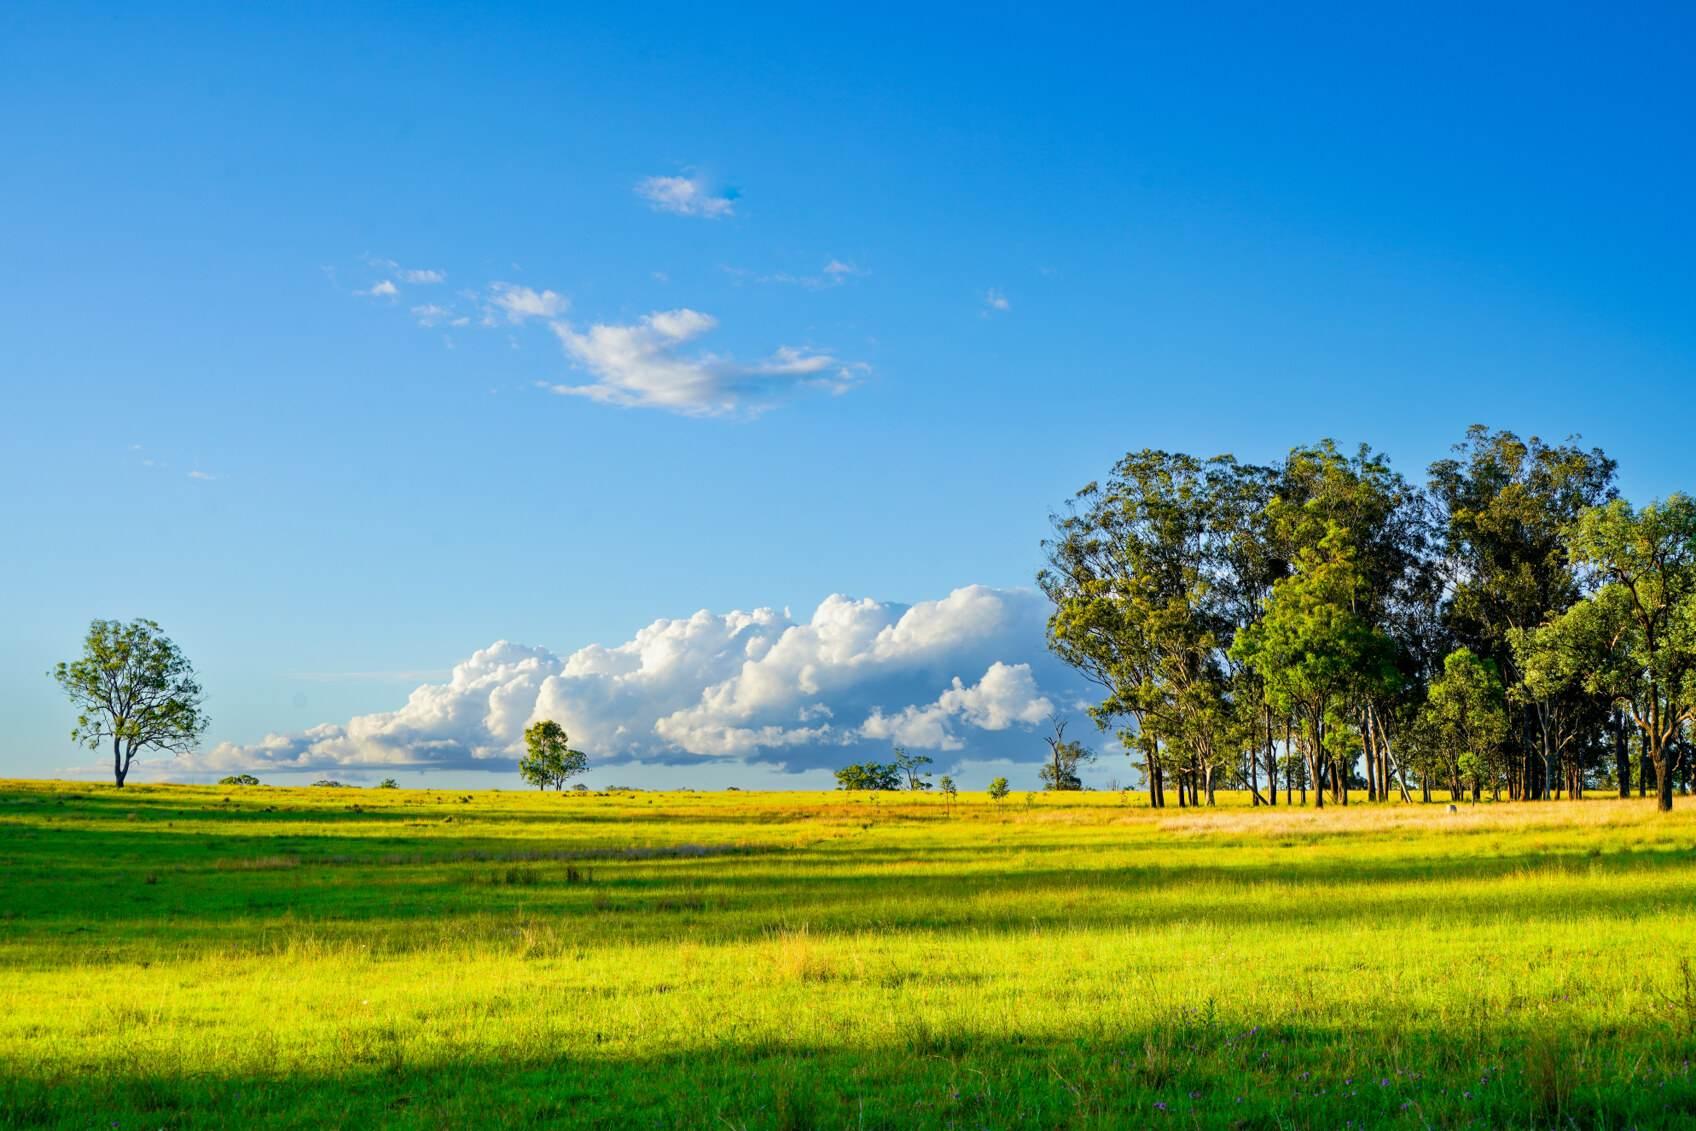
[4,782,1696,1128]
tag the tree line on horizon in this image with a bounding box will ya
[1040,425,1696,812]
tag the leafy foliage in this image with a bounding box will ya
[1038,717,1094,790]
[51,618,207,787]
[519,720,588,791]
[834,762,903,791]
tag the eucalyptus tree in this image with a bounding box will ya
[1421,648,1510,801]
[1428,427,1617,797]
[1207,458,1285,803]
[1548,497,1696,810]
[1230,523,1401,806]
[893,746,934,790]
[1269,440,1436,800]
[1510,619,1613,799]
[519,720,587,790]
[1040,450,1262,806]
[1038,717,1094,791]
[52,618,208,788]
[834,762,902,791]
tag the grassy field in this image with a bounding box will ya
[3,782,1696,1128]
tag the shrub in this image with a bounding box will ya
[377,778,398,789]
[218,774,260,786]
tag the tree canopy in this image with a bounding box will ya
[519,720,588,791]
[51,618,207,788]
[1041,426,1696,810]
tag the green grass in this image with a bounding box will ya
[3,781,1696,1128]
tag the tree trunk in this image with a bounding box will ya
[1641,728,1651,798]
[1365,717,1378,802]
[112,737,128,788]
[1616,710,1631,798]
[1657,753,1675,812]
[1309,721,1324,809]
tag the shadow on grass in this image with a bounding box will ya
[5,1017,1696,1130]
[6,811,1696,960]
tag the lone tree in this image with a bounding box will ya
[987,776,1010,802]
[892,746,934,790]
[519,720,587,790]
[52,618,207,788]
[1039,716,1095,791]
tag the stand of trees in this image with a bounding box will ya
[835,747,934,791]
[1041,426,1696,812]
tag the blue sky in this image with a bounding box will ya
[4,3,1694,787]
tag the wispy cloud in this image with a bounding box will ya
[983,288,1011,315]
[545,308,859,416]
[724,258,866,290]
[187,470,218,481]
[348,255,863,418]
[485,283,569,324]
[411,304,468,328]
[636,173,736,219]
[364,257,446,285]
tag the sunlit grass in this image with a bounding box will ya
[2,781,1694,1127]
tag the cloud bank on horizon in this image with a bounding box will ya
[180,586,1089,779]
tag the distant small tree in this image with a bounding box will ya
[520,720,587,790]
[892,746,934,790]
[377,778,398,789]
[219,773,259,786]
[834,762,902,790]
[988,776,1010,802]
[1038,717,1095,791]
[52,618,208,788]
[939,774,957,815]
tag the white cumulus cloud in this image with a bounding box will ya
[183,586,1083,778]
[636,173,736,218]
[486,283,570,323]
[860,662,1053,751]
[544,308,858,416]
